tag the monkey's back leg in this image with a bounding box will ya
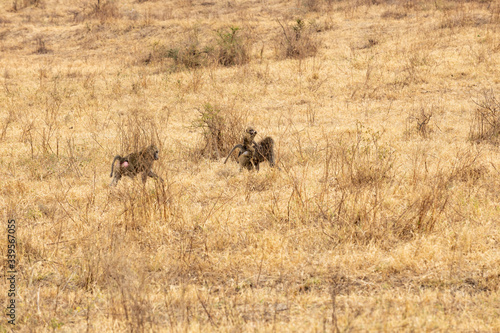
[110,172,122,186]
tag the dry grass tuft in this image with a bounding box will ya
[331,125,395,189]
[192,103,247,160]
[34,36,50,54]
[145,26,251,70]
[276,18,320,59]
[405,107,434,139]
[470,89,500,144]
[10,0,41,12]
[86,0,121,21]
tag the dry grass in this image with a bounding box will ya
[0,0,499,331]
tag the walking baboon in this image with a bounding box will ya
[110,144,163,186]
[224,127,277,171]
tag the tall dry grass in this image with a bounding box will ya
[0,0,499,331]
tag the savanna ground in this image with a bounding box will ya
[0,0,500,331]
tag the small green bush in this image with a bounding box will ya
[277,19,320,59]
[192,103,247,160]
[146,26,250,70]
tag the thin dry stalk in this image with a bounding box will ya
[470,89,500,144]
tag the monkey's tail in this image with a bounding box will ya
[110,155,121,177]
[224,144,243,164]
[259,137,275,167]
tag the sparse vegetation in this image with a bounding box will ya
[192,103,246,159]
[146,26,250,70]
[34,36,50,54]
[87,0,121,21]
[405,107,434,139]
[470,89,500,144]
[214,26,250,66]
[10,0,41,12]
[0,0,499,331]
[277,18,320,59]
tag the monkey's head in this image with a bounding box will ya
[245,127,257,140]
[149,145,159,160]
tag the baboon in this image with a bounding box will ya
[110,144,163,186]
[224,127,277,171]
[252,136,277,171]
[224,127,257,171]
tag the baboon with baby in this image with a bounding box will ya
[224,127,277,171]
[224,127,257,171]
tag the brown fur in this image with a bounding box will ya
[224,127,278,171]
[110,144,163,186]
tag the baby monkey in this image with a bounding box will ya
[224,127,257,171]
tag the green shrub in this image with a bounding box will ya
[277,19,320,59]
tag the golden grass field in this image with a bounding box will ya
[1,0,500,331]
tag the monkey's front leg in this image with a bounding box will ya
[147,170,164,183]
